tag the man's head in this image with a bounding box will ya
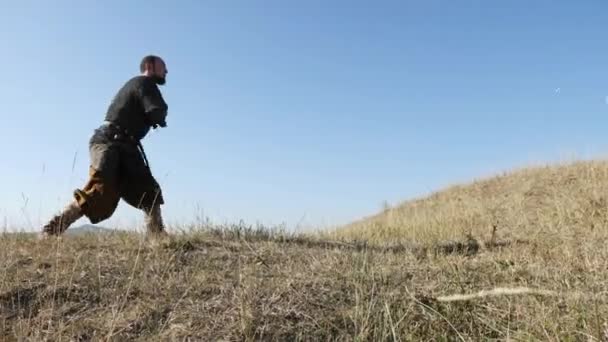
[140,55,168,85]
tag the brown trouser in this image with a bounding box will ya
[74,141,164,224]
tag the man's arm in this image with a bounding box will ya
[139,79,168,128]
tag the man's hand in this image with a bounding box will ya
[152,120,167,129]
[140,78,168,130]
[146,108,167,129]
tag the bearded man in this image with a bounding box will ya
[40,55,170,237]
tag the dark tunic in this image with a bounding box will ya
[103,75,168,141]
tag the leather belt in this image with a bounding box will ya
[102,121,138,143]
[102,121,150,169]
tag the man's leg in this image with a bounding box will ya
[134,186,166,235]
[144,203,165,234]
[75,143,122,224]
[41,143,121,237]
[119,144,167,235]
[40,200,83,236]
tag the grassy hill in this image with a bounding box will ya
[65,224,116,236]
[2,159,608,340]
[332,159,608,246]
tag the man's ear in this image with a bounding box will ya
[144,62,155,75]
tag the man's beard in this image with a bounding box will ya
[153,75,166,85]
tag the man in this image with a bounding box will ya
[40,55,170,237]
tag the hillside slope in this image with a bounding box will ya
[333,159,608,245]
[3,160,608,340]
[4,224,608,341]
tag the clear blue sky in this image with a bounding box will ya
[2,1,608,232]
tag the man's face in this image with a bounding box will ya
[150,59,168,85]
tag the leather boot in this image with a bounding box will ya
[40,201,83,237]
[144,204,166,235]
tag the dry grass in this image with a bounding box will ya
[335,159,608,245]
[3,159,608,340]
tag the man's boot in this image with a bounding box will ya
[144,204,167,236]
[40,201,83,238]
